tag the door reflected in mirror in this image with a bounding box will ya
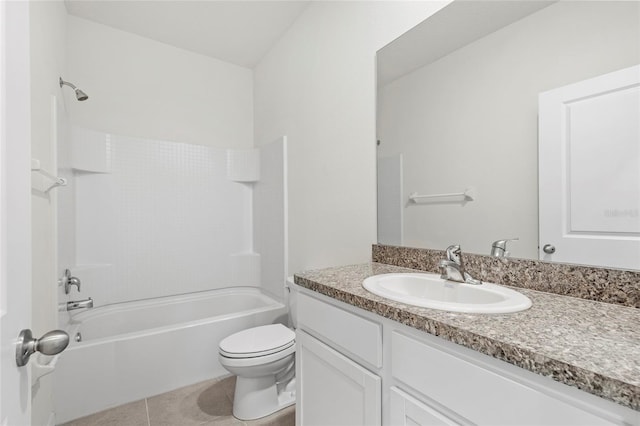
[376,0,640,270]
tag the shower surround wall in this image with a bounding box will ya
[254,137,288,299]
[59,127,284,309]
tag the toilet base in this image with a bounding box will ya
[232,375,295,420]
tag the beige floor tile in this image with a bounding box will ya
[61,375,295,426]
[217,375,236,402]
[207,416,246,426]
[147,378,233,426]
[246,405,295,426]
[60,399,148,426]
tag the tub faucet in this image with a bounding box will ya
[439,245,482,285]
[66,297,93,311]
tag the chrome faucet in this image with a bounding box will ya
[66,297,93,311]
[490,238,518,257]
[439,245,482,285]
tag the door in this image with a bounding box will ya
[297,331,381,426]
[539,65,640,269]
[0,1,33,424]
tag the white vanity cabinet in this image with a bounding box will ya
[390,331,629,426]
[296,292,383,426]
[293,287,638,426]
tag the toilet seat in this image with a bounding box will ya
[219,343,295,369]
[220,340,295,359]
[219,324,295,359]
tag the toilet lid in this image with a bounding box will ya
[219,324,295,358]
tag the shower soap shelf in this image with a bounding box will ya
[31,158,67,193]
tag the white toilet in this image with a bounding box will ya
[218,289,297,420]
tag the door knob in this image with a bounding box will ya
[16,329,69,367]
[542,244,556,254]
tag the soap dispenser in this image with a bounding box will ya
[490,238,518,257]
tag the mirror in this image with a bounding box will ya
[376,0,640,269]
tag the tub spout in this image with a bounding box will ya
[66,297,93,311]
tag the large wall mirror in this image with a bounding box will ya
[376,0,640,270]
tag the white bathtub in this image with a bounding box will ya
[53,287,287,424]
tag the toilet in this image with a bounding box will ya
[218,287,297,420]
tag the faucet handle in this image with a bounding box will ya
[491,238,519,257]
[445,245,462,263]
[61,269,82,294]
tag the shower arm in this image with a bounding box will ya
[59,77,77,90]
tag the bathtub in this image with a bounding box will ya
[53,287,287,424]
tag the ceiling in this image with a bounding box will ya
[377,0,555,87]
[65,0,310,69]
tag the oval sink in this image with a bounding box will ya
[362,273,531,314]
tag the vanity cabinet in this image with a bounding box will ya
[391,331,624,425]
[294,287,637,426]
[296,292,382,425]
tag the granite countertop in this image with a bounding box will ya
[294,262,640,411]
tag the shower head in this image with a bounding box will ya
[59,77,89,101]
[74,88,89,101]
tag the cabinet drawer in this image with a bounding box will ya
[297,292,382,368]
[391,332,618,425]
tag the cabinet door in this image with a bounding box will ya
[297,330,381,426]
[390,387,461,426]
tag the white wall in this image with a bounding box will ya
[254,1,447,275]
[29,1,67,425]
[66,15,253,149]
[377,1,640,259]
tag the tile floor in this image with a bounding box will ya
[60,376,295,426]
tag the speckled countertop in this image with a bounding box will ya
[294,263,640,411]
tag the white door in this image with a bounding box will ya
[539,65,640,270]
[0,1,33,424]
[297,331,381,426]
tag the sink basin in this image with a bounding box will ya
[362,273,531,314]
